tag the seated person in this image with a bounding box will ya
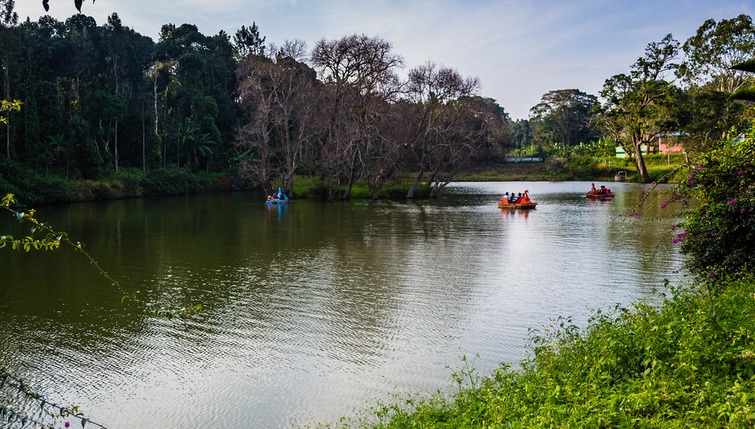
[520,190,532,204]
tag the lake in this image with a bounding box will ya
[0,181,687,428]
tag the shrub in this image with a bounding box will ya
[140,167,192,195]
[25,175,74,204]
[674,127,755,279]
[118,168,145,197]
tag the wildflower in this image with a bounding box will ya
[730,199,737,205]
[660,203,667,209]
[65,422,70,428]
[741,208,746,214]
[708,273,716,279]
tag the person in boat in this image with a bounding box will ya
[591,183,597,193]
[514,193,523,203]
[502,192,510,203]
[276,187,287,200]
[508,192,516,203]
[599,185,608,194]
[520,190,532,204]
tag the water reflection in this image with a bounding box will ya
[0,182,686,427]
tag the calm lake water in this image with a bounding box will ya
[0,181,687,428]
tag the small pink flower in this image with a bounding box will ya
[730,199,737,205]
[660,203,667,209]
[741,209,746,213]
[65,422,70,428]
[708,273,716,279]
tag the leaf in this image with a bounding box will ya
[42,0,49,12]
[730,88,755,102]
[732,59,755,73]
[75,0,83,12]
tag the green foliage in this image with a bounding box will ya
[674,128,755,279]
[140,166,194,195]
[117,167,147,196]
[23,173,75,204]
[0,99,22,126]
[560,155,608,179]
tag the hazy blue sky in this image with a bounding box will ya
[13,0,755,119]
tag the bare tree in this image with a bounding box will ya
[404,62,479,198]
[271,54,318,197]
[235,48,318,196]
[310,34,403,199]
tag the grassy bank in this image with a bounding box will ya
[326,276,755,428]
[0,161,233,205]
[457,154,685,183]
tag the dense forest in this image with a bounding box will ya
[1,1,754,201]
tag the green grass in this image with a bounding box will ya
[319,276,755,428]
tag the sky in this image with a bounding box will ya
[12,0,755,120]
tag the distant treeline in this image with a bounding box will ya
[0,5,754,199]
[0,8,512,200]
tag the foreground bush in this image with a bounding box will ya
[675,128,755,279]
[338,277,755,428]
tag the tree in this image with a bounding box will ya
[678,14,755,94]
[0,0,17,26]
[153,24,232,170]
[510,119,533,153]
[529,89,598,147]
[235,56,278,193]
[233,22,266,60]
[423,95,509,197]
[676,14,755,153]
[597,34,680,183]
[731,58,755,101]
[1,0,18,158]
[310,34,403,199]
[404,61,479,198]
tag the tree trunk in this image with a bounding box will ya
[632,140,651,182]
[114,120,119,174]
[340,148,358,200]
[406,153,425,200]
